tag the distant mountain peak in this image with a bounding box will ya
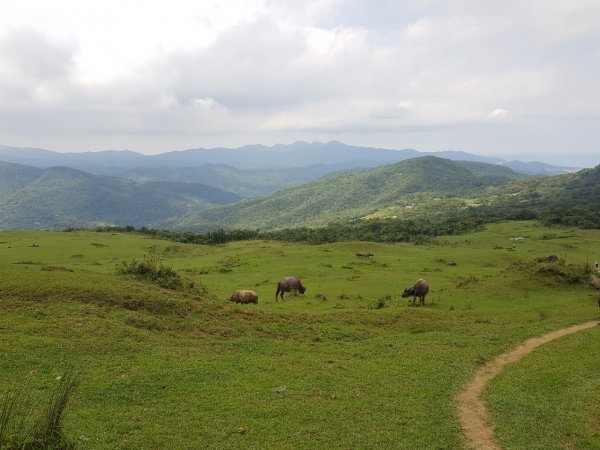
[0,141,578,175]
[500,160,578,175]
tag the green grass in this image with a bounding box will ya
[0,221,599,449]
[487,329,600,450]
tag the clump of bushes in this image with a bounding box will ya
[509,256,592,285]
[533,261,591,284]
[116,254,184,290]
[0,368,81,449]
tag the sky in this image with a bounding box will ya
[0,0,599,167]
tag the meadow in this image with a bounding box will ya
[0,221,598,449]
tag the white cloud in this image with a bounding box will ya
[489,109,508,120]
[191,97,226,113]
[0,0,598,165]
[0,0,268,82]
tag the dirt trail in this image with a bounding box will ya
[456,320,599,450]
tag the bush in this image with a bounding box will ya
[116,254,184,290]
[509,257,593,285]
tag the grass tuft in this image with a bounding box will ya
[0,368,81,449]
[371,295,391,309]
[32,368,82,448]
[0,383,33,448]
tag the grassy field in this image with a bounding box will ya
[0,221,598,449]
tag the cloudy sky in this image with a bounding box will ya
[1,0,599,166]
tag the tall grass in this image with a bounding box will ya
[0,384,33,447]
[32,368,81,448]
[0,368,81,449]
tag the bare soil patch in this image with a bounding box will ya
[456,321,599,450]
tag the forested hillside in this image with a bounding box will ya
[175,157,528,231]
[0,157,597,231]
[0,162,239,230]
[176,158,600,232]
[115,164,343,197]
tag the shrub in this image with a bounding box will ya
[533,261,591,284]
[116,254,184,290]
[508,258,593,286]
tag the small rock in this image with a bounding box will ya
[236,428,247,435]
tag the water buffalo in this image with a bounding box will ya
[401,278,429,306]
[356,252,374,257]
[275,276,306,301]
[229,289,258,304]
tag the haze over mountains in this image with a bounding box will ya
[0,141,593,231]
[0,141,577,174]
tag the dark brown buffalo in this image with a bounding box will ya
[355,252,374,257]
[401,278,429,306]
[275,276,306,301]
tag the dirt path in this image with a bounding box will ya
[456,320,599,450]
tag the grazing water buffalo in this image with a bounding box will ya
[401,278,429,306]
[356,252,374,257]
[229,289,258,304]
[275,276,306,301]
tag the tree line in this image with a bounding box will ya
[67,216,487,245]
[63,197,600,246]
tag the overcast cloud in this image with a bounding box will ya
[0,0,599,166]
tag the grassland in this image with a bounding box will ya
[0,221,598,449]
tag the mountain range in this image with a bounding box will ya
[0,141,595,231]
[0,141,576,175]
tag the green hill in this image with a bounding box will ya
[176,157,527,230]
[0,162,240,230]
[470,164,600,228]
